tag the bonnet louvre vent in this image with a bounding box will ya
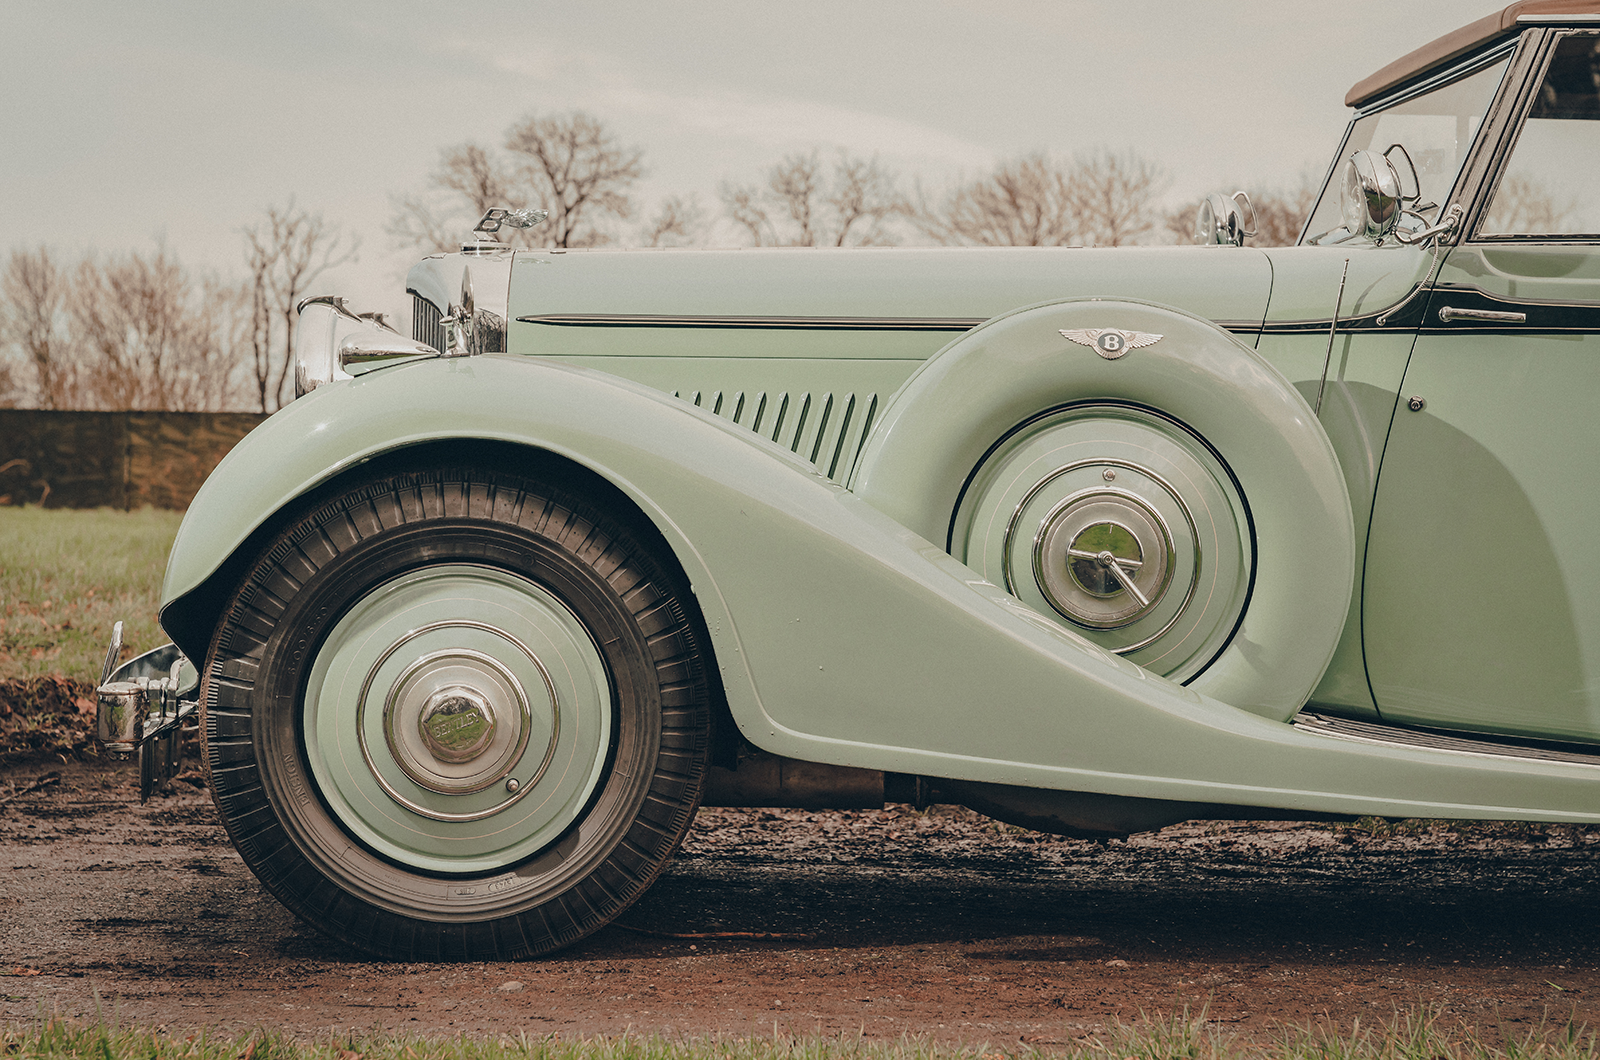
[672,388,880,484]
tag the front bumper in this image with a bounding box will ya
[96,621,198,802]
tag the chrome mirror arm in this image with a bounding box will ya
[1231,190,1258,239]
[1382,143,1423,204]
[1376,204,1463,327]
[1393,202,1464,246]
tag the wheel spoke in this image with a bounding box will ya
[1066,547,1143,569]
[1102,554,1151,608]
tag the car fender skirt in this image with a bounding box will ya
[852,298,1355,722]
[160,354,1600,823]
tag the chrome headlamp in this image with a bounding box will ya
[294,296,440,398]
[1340,144,1420,242]
[1194,191,1257,247]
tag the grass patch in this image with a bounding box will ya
[0,507,181,684]
[2,1011,1598,1060]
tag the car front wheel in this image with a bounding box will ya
[200,459,712,960]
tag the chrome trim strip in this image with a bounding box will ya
[1353,40,1519,117]
[1438,305,1525,323]
[519,313,1266,336]
[1258,304,1416,334]
[1259,281,1593,334]
[517,313,986,331]
[1516,14,1600,24]
[1294,711,1600,767]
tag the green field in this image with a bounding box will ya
[0,507,182,684]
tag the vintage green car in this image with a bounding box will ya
[98,0,1600,959]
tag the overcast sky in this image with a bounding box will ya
[1,0,1503,320]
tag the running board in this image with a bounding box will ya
[1294,711,1600,768]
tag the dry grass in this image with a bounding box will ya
[4,1009,1597,1060]
[0,506,180,684]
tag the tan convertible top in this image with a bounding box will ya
[1346,0,1600,108]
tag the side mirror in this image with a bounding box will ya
[1194,191,1257,246]
[1341,145,1418,241]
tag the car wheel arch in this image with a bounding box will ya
[161,437,741,769]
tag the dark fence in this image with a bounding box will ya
[0,410,268,509]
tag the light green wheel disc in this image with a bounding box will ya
[304,564,613,874]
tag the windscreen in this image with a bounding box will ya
[1303,55,1509,245]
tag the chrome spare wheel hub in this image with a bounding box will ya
[952,404,1252,684]
[1035,492,1173,629]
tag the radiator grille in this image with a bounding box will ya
[413,296,447,353]
[672,389,879,484]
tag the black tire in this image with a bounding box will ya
[200,461,712,960]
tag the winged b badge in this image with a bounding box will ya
[1059,327,1164,360]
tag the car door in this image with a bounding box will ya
[1365,29,1600,743]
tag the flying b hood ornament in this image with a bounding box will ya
[1060,327,1164,360]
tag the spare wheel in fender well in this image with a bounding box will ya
[849,297,1353,721]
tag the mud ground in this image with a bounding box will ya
[3,758,1600,1046]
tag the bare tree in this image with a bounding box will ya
[642,195,707,247]
[0,245,253,412]
[920,149,1166,247]
[389,143,526,253]
[1067,150,1166,246]
[387,193,467,255]
[390,114,644,251]
[827,154,906,246]
[192,275,255,411]
[0,357,22,409]
[0,247,77,409]
[434,142,516,217]
[1162,202,1199,244]
[68,247,250,411]
[766,152,823,245]
[721,180,771,246]
[1483,175,1579,235]
[72,247,186,409]
[720,150,907,247]
[243,229,277,411]
[504,112,644,248]
[243,200,360,412]
[919,153,1077,246]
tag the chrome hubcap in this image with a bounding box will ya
[359,627,558,819]
[374,642,545,798]
[418,687,497,765]
[1036,493,1174,629]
